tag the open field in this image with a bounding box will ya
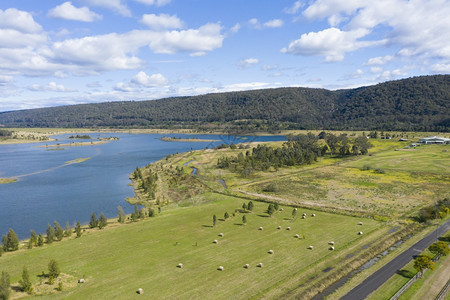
[1,194,385,299]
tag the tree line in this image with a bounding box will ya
[0,75,448,132]
[217,132,371,177]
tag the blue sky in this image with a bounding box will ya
[0,0,449,112]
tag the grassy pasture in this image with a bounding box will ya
[1,194,381,299]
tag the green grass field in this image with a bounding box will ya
[1,194,382,299]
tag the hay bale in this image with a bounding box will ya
[358,222,363,225]
[295,234,299,238]
[78,279,85,283]
[137,288,144,294]
[329,241,334,245]
[243,264,250,269]
[268,250,274,254]
[358,231,363,235]
[217,266,224,271]
[257,262,263,268]
[280,208,284,211]
[218,233,224,237]
[312,213,316,217]
[294,208,297,211]
[302,213,306,217]
[286,226,291,230]
[329,246,335,250]
[259,227,264,230]
[177,263,183,268]
[308,245,313,249]
[301,215,306,219]
[277,225,281,230]
[213,239,218,244]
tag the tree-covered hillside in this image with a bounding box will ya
[0,75,448,131]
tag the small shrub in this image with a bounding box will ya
[374,168,385,174]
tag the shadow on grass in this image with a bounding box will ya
[396,269,415,278]
[202,225,213,228]
[257,214,270,218]
[234,223,244,226]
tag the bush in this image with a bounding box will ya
[374,168,385,174]
[48,259,60,278]
[263,183,278,192]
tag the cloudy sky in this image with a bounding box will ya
[1,0,449,112]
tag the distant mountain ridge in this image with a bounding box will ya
[0,75,449,131]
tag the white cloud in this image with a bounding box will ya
[0,8,42,33]
[263,19,284,28]
[0,75,13,85]
[133,0,171,6]
[248,18,284,29]
[370,66,383,74]
[262,64,278,71]
[28,82,77,92]
[140,14,183,31]
[146,23,224,54]
[237,58,259,69]
[132,71,168,87]
[230,23,241,33]
[281,27,382,62]
[430,63,450,73]
[366,55,393,65]
[292,0,450,63]
[0,29,47,48]
[114,82,134,92]
[48,2,102,22]
[284,1,303,14]
[85,0,131,17]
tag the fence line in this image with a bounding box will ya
[435,279,450,300]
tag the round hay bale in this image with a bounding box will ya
[280,208,284,211]
[259,227,264,230]
[308,245,313,249]
[177,263,183,268]
[218,233,224,237]
[294,208,297,211]
[243,264,250,269]
[78,279,85,283]
[286,226,291,230]
[329,241,334,245]
[358,231,363,235]
[301,215,306,219]
[295,234,299,238]
[213,239,218,244]
[312,213,316,217]
[137,288,144,294]
[217,266,224,271]
[268,249,274,254]
[257,262,263,268]
[358,222,363,225]
[277,225,281,230]
[329,246,335,250]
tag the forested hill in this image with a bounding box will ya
[0,75,449,131]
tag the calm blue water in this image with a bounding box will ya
[0,133,285,239]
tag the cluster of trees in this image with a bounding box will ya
[0,259,61,298]
[89,213,108,229]
[417,198,450,222]
[218,133,371,176]
[68,134,91,139]
[0,75,448,132]
[0,130,12,137]
[133,167,158,199]
[413,240,449,276]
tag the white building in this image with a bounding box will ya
[418,136,450,144]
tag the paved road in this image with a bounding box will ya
[341,219,450,300]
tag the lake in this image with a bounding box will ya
[0,133,285,239]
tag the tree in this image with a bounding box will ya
[274,202,279,211]
[429,241,450,256]
[242,215,247,224]
[413,255,435,275]
[213,215,217,227]
[148,208,155,217]
[242,203,247,210]
[89,212,98,228]
[117,206,125,223]
[2,235,6,252]
[48,259,60,278]
[224,212,229,220]
[37,234,44,247]
[46,224,55,244]
[98,213,107,229]
[292,208,297,219]
[54,221,64,241]
[247,201,254,211]
[131,204,139,221]
[0,271,10,300]
[28,230,37,249]
[5,229,19,251]
[267,204,275,216]
[75,221,82,238]
[64,221,72,237]
[19,266,32,294]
